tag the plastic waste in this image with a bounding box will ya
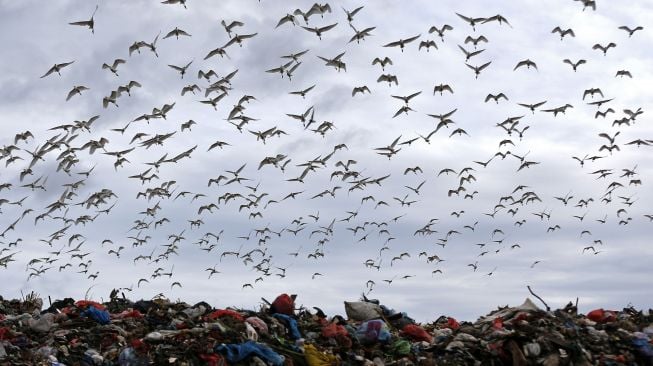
[355,319,391,344]
[270,293,295,316]
[215,341,285,366]
[304,343,338,366]
[344,301,382,321]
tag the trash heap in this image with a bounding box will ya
[0,291,652,365]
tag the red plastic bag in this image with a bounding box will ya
[401,324,433,343]
[75,300,106,310]
[492,316,504,330]
[199,354,226,366]
[207,309,244,321]
[113,309,143,319]
[270,293,295,315]
[587,308,616,323]
[446,317,460,330]
[322,323,349,338]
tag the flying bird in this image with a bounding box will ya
[551,26,575,40]
[466,62,491,79]
[377,74,398,86]
[485,93,508,103]
[563,59,586,72]
[615,70,632,78]
[372,56,393,70]
[456,13,486,31]
[163,27,192,39]
[383,34,421,52]
[68,5,98,33]
[592,42,616,56]
[514,59,537,71]
[483,14,511,27]
[301,23,338,39]
[464,35,488,48]
[276,14,296,28]
[343,6,364,23]
[224,33,258,48]
[418,40,438,52]
[101,59,126,76]
[352,86,371,96]
[391,91,421,105]
[618,25,643,37]
[289,84,316,98]
[40,61,75,78]
[458,45,485,61]
[428,24,453,41]
[433,84,453,95]
[66,85,89,101]
[221,19,244,37]
[161,0,187,9]
[518,101,547,113]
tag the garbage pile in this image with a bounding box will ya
[1,291,652,365]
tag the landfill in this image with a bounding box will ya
[0,291,652,365]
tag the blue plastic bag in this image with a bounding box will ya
[215,341,285,366]
[81,306,111,325]
[632,334,653,359]
[272,313,302,339]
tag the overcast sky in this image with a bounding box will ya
[0,0,651,322]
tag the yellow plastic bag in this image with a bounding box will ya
[304,344,339,366]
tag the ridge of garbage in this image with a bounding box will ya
[0,292,651,365]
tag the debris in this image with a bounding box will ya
[0,292,651,365]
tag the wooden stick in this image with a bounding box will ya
[527,285,550,311]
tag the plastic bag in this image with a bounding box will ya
[273,313,302,339]
[355,319,391,344]
[271,294,295,315]
[587,308,616,323]
[215,341,285,366]
[305,343,339,366]
[401,324,432,343]
[81,306,111,325]
[344,301,382,321]
[390,339,412,355]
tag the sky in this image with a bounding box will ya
[0,0,652,322]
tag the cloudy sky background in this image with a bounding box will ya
[1,0,652,321]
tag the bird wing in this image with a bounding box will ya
[69,20,92,26]
[240,33,258,40]
[301,26,317,34]
[223,37,238,48]
[65,89,77,101]
[456,13,472,23]
[383,40,401,47]
[40,65,58,78]
[479,61,492,70]
[275,15,293,28]
[318,23,338,32]
[404,34,421,43]
[513,60,527,70]
[405,91,421,100]
[350,6,364,16]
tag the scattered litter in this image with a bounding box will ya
[0,292,651,365]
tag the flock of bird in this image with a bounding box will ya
[0,0,651,303]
